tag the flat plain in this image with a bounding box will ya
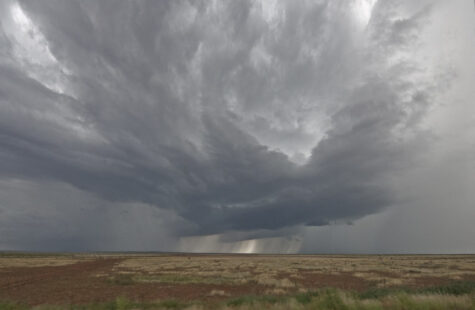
[0,253,474,309]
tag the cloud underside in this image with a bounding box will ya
[0,0,456,246]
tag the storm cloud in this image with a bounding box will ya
[0,0,473,252]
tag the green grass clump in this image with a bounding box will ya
[359,287,408,300]
[69,297,188,310]
[359,281,475,301]
[418,281,475,296]
[226,296,278,307]
[0,301,28,310]
[108,274,134,286]
[156,300,188,309]
[227,295,284,307]
[312,289,348,310]
[295,291,320,304]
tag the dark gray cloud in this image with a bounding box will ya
[0,0,472,252]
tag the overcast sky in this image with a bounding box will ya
[0,0,474,253]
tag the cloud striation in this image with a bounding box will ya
[0,0,473,252]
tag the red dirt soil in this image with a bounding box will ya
[0,258,262,305]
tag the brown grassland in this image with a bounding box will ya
[0,253,474,309]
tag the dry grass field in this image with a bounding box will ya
[0,253,474,309]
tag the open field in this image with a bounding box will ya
[0,253,474,309]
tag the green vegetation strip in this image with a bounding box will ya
[359,281,475,299]
[1,282,475,310]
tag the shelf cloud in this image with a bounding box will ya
[0,0,473,253]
